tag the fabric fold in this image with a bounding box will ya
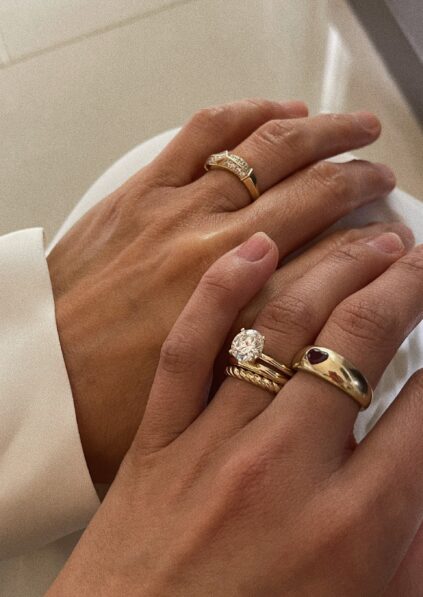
[0,228,99,560]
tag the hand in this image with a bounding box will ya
[47,98,400,482]
[48,232,423,595]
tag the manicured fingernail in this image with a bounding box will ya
[237,232,272,261]
[352,111,381,134]
[366,232,405,253]
[374,163,396,187]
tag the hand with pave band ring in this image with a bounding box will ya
[48,232,423,595]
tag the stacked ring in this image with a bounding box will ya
[226,328,293,395]
[226,365,281,394]
[225,330,373,409]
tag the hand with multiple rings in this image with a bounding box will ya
[48,233,423,595]
[47,98,410,482]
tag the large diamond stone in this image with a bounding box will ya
[229,328,264,363]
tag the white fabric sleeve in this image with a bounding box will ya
[0,228,99,560]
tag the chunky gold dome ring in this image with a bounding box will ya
[204,151,260,201]
[292,346,373,410]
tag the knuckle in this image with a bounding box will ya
[316,228,363,254]
[160,332,195,375]
[242,97,275,113]
[255,119,304,154]
[323,112,357,137]
[190,104,228,131]
[328,242,364,266]
[261,293,315,338]
[309,161,349,201]
[396,248,423,278]
[331,298,395,347]
[219,448,270,500]
[201,267,234,304]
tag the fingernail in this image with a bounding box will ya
[237,232,272,261]
[352,111,381,134]
[366,232,405,253]
[374,163,396,188]
[390,222,415,249]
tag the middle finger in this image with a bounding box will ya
[201,112,383,211]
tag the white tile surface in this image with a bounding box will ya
[0,0,421,240]
[0,0,180,60]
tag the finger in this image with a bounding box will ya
[210,222,414,396]
[137,233,278,451]
[145,98,308,187]
[238,159,396,254]
[275,243,423,458]
[201,111,382,210]
[270,221,414,288]
[202,232,408,441]
[336,371,423,587]
[242,221,415,319]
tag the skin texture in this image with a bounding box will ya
[48,98,405,482]
[47,233,423,596]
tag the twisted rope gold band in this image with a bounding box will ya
[225,365,281,395]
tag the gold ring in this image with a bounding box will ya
[229,328,294,379]
[229,358,290,386]
[292,346,373,409]
[226,365,281,395]
[204,151,260,201]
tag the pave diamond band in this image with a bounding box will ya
[204,151,260,201]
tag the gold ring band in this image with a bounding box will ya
[229,328,294,378]
[226,365,281,395]
[204,151,260,201]
[258,353,293,378]
[230,358,290,386]
[292,346,373,409]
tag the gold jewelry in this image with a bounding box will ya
[226,365,281,395]
[292,346,373,409]
[204,151,260,201]
[229,328,294,378]
[230,358,290,386]
[257,353,293,379]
